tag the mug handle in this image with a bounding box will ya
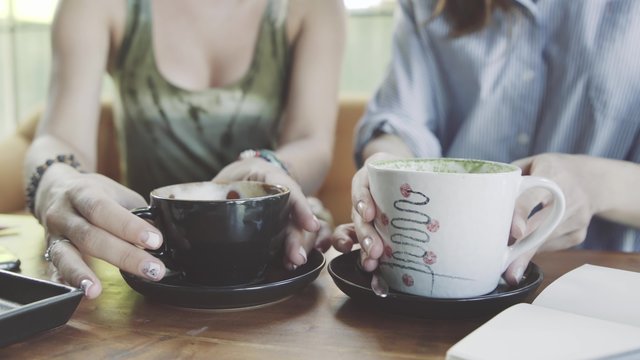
[502,176,566,272]
[131,207,170,262]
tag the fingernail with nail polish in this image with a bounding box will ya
[80,279,94,297]
[514,266,525,284]
[298,247,307,264]
[142,262,163,280]
[142,232,161,249]
[361,236,373,255]
[356,201,366,217]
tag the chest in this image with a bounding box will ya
[151,0,269,90]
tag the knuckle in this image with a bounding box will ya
[49,244,67,269]
[335,223,349,234]
[247,169,265,181]
[42,207,61,228]
[42,204,72,233]
[77,195,104,221]
[117,247,139,270]
[120,217,144,243]
[532,154,560,174]
[71,222,98,252]
[350,208,358,222]
[67,181,111,219]
[131,193,147,207]
[567,229,587,247]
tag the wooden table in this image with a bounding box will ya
[1,214,640,359]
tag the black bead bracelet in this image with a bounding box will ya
[25,154,81,214]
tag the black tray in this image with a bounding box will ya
[0,270,83,347]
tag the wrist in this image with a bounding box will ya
[363,134,413,161]
[238,149,290,175]
[26,154,82,215]
[591,158,639,218]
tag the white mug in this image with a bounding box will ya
[367,158,565,298]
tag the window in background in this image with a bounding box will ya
[341,0,395,96]
[0,0,396,138]
[0,0,58,138]
[0,0,16,138]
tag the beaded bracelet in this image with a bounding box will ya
[25,154,81,215]
[238,149,290,175]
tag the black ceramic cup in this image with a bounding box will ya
[133,181,290,286]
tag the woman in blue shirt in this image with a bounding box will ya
[332,0,640,285]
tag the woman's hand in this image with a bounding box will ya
[505,153,603,285]
[213,158,323,270]
[36,164,166,299]
[331,152,401,272]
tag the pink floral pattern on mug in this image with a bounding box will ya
[402,273,414,287]
[400,183,412,198]
[427,219,439,233]
[423,251,437,265]
[380,213,389,226]
[383,245,393,258]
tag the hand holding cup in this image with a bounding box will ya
[367,158,565,298]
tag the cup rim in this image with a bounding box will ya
[150,181,290,202]
[367,157,520,175]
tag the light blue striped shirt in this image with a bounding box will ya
[356,0,640,251]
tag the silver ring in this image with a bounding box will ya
[44,239,72,262]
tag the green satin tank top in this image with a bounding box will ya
[111,0,290,198]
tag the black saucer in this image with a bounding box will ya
[328,250,543,318]
[121,249,325,309]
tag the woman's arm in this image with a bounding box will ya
[354,0,444,167]
[362,134,414,161]
[24,0,166,299]
[27,0,114,173]
[594,158,640,228]
[275,0,346,195]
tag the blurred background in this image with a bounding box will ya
[0,0,395,139]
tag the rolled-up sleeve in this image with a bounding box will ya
[354,0,443,167]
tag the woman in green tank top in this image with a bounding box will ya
[25,0,346,298]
